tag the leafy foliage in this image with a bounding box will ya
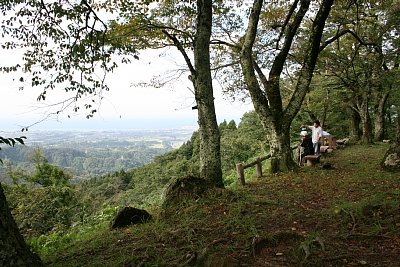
[5,185,75,237]
[0,0,138,120]
[3,149,75,237]
[0,136,26,163]
[310,0,400,142]
[26,148,71,187]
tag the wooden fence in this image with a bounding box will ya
[236,155,270,186]
[235,146,298,186]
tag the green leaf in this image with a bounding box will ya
[0,137,11,146]
[15,137,26,145]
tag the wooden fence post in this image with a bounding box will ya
[256,157,262,178]
[236,163,245,185]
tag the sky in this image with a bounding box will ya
[1,48,254,133]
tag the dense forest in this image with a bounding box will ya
[1,0,399,266]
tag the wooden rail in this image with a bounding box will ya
[321,135,336,149]
[236,146,298,185]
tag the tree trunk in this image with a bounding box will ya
[163,0,223,186]
[0,184,43,267]
[396,108,400,145]
[374,92,389,141]
[240,0,333,173]
[360,111,373,144]
[320,88,330,129]
[193,0,223,187]
[358,93,373,144]
[348,106,361,142]
[267,125,297,173]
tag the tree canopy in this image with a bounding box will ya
[1,0,134,120]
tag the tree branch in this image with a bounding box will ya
[162,29,195,76]
[240,0,271,117]
[276,0,300,50]
[211,61,239,71]
[210,39,240,50]
[284,0,334,123]
[270,0,310,78]
[320,29,377,52]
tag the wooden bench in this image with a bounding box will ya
[320,145,334,154]
[320,146,329,153]
[304,154,321,166]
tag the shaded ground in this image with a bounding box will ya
[42,144,400,266]
[246,144,400,266]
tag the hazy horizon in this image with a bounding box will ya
[0,112,248,134]
[1,48,253,134]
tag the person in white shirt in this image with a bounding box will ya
[306,120,323,155]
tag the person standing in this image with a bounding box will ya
[306,120,323,155]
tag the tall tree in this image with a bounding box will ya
[239,0,334,172]
[102,0,233,186]
[192,0,222,186]
[2,0,227,186]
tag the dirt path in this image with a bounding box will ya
[241,145,400,266]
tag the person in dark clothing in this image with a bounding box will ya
[300,130,313,165]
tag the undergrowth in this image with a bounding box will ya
[31,143,400,266]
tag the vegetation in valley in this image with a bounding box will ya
[0,130,180,180]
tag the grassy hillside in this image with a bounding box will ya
[35,143,400,266]
[4,113,269,241]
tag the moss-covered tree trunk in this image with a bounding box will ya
[358,93,373,144]
[0,184,42,267]
[164,0,222,187]
[374,92,389,141]
[348,105,361,142]
[193,0,223,187]
[267,125,296,173]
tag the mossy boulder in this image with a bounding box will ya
[162,176,215,207]
[381,143,400,171]
[110,207,152,229]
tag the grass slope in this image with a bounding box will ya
[41,143,400,266]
